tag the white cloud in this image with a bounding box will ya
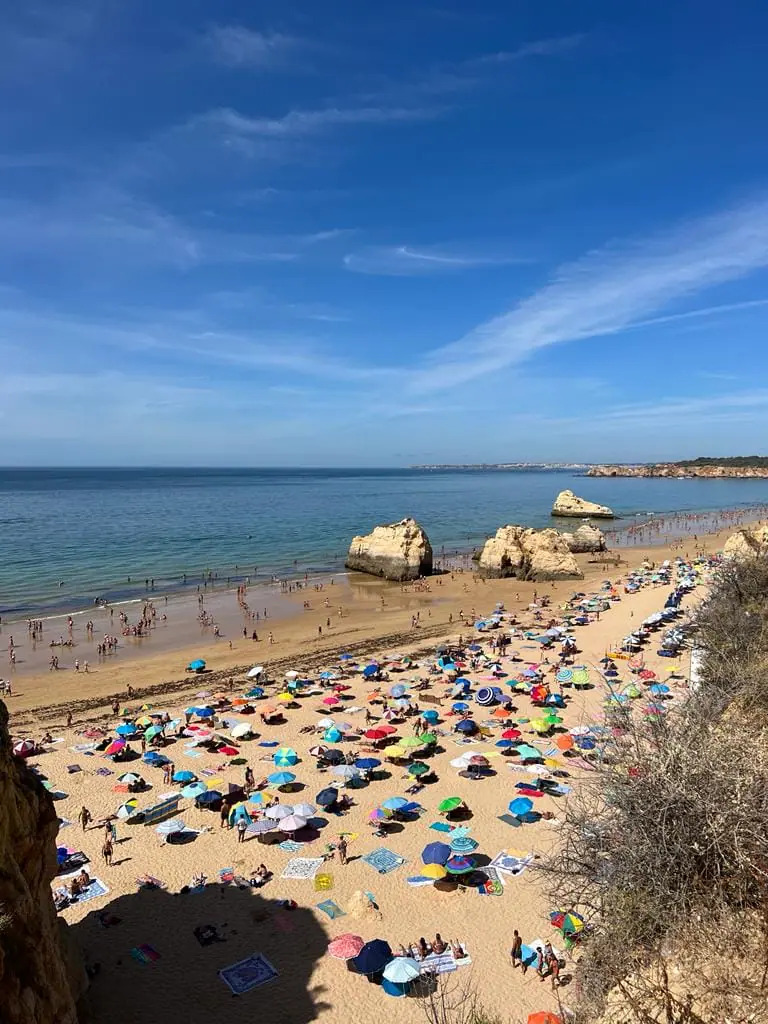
[196,104,438,141]
[343,244,526,276]
[406,198,768,393]
[204,25,300,68]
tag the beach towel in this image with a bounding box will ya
[497,814,522,828]
[136,875,166,890]
[489,851,534,877]
[480,865,505,888]
[94,767,113,777]
[72,743,97,752]
[361,847,405,874]
[199,768,217,777]
[219,953,278,994]
[428,822,453,832]
[130,944,161,964]
[182,748,203,759]
[280,857,324,881]
[219,867,235,883]
[313,872,333,891]
[57,851,89,874]
[72,879,109,904]
[315,899,345,919]
[278,840,302,853]
[258,741,280,747]
[477,878,504,896]
[420,946,472,974]
[67,764,82,773]
[406,875,436,887]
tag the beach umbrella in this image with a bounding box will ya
[407,761,430,776]
[355,758,381,771]
[438,796,463,813]
[246,818,277,834]
[381,796,409,811]
[156,818,185,835]
[324,728,343,744]
[555,735,574,752]
[172,770,196,783]
[273,747,299,766]
[182,781,208,798]
[421,710,439,723]
[449,836,478,853]
[383,957,421,983]
[327,934,365,960]
[531,718,553,734]
[420,863,447,880]
[333,765,361,780]
[468,754,489,768]
[316,787,339,807]
[308,745,328,758]
[528,1014,562,1024]
[319,671,338,681]
[364,728,389,741]
[382,708,398,720]
[550,910,585,935]
[142,750,165,764]
[369,807,392,822]
[422,842,451,865]
[316,717,336,730]
[323,749,346,764]
[450,756,471,769]
[248,790,277,806]
[650,683,671,696]
[135,716,152,727]
[116,723,137,736]
[188,659,206,672]
[516,744,543,761]
[118,772,143,784]
[445,855,475,874]
[502,728,522,740]
[197,790,222,804]
[247,666,264,678]
[456,720,476,734]
[285,670,300,681]
[230,723,252,739]
[475,687,495,706]
[104,739,126,756]
[279,814,308,832]
[509,797,534,817]
[352,939,392,975]
[496,740,515,749]
[322,696,340,707]
[265,805,293,820]
[389,683,406,696]
[452,702,469,712]
[144,725,163,739]
[292,802,316,818]
[268,771,296,787]
[398,736,425,748]
[116,799,138,818]
[575,737,596,750]
[245,687,264,699]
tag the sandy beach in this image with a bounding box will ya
[3,524,722,1024]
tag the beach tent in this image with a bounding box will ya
[228,802,251,827]
[142,794,181,826]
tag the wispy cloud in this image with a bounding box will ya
[204,25,301,68]
[406,198,768,393]
[195,103,438,140]
[343,243,526,276]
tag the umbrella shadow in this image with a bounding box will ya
[71,881,332,1023]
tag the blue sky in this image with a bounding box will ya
[3,0,768,466]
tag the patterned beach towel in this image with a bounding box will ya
[280,857,324,881]
[219,953,278,994]
[316,899,345,919]
[361,847,405,874]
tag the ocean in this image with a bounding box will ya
[2,466,768,619]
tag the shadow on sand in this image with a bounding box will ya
[73,882,331,1024]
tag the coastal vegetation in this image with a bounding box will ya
[543,556,768,1023]
[673,455,768,468]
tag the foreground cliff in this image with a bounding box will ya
[346,517,433,581]
[723,521,768,559]
[0,702,82,1024]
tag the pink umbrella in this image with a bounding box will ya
[322,696,340,706]
[104,739,126,756]
[328,934,365,959]
[279,814,308,832]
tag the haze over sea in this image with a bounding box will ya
[3,467,768,620]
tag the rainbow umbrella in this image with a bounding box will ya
[549,910,585,935]
[445,855,475,874]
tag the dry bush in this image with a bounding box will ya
[413,973,510,1024]
[540,556,768,1022]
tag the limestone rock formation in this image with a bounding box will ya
[345,517,432,581]
[552,489,615,519]
[723,522,768,559]
[561,523,607,553]
[478,525,583,580]
[0,701,83,1024]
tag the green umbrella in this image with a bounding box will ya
[438,796,463,813]
[407,762,430,776]
[399,736,424,748]
[420,732,438,745]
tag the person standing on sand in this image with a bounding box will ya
[510,930,523,970]
[337,836,348,865]
[102,837,113,867]
[79,806,92,831]
[237,818,247,843]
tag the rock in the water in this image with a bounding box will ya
[345,517,432,581]
[478,525,583,580]
[0,701,84,1024]
[552,489,614,519]
[562,524,607,553]
[723,522,768,559]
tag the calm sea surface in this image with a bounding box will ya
[2,467,768,618]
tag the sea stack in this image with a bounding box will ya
[561,523,607,553]
[345,517,433,581]
[552,489,615,519]
[478,525,583,580]
[0,701,85,1024]
[722,522,768,559]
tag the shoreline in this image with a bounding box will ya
[3,513,740,729]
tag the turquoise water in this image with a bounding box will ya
[2,467,768,617]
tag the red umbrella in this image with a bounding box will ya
[468,755,489,767]
[501,728,522,740]
[327,933,365,959]
[217,745,239,756]
[104,739,126,756]
[528,1014,562,1024]
[530,685,548,702]
[639,669,656,680]
[322,696,340,706]
[364,729,388,740]
[378,725,397,735]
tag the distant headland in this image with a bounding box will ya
[587,456,768,478]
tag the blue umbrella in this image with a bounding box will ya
[188,659,206,671]
[156,818,185,835]
[353,939,392,975]
[389,683,406,697]
[268,771,296,786]
[316,787,338,807]
[196,708,214,718]
[421,710,439,722]
[575,737,596,750]
[182,782,207,799]
[454,677,471,686]
[245,687,264,698]
[381,978,409,997]
[142,752,169,765]
[475,687,495,706]
[363,665,379,678]
[421,842,451,865]
[496,739,515,748]
[355,758,381,770]
[323,728,343,744]
[116,723,137,736]
[509,797,534,817]
[449,836,478,853]
[339,653,353,660]
[197,790,222,804]
[456,720,476,733]
[173,770,196,782]
[452,702,469,712]
[650,683,670,695]
[381,796,409,811]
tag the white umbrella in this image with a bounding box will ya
[265,805,293,820]
[383,957,421,982]
[230,722,252,739]
[450,755,471,769]
[278,814,308,832]
[332,765,361,779]
[247,666,264,678]
[292,802,316,818]
[316,718,336,730]
[285,670,300,680]
[155,818,185,835]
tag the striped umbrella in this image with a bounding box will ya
[449,836,478,853]
[445,855,475,874]
[475,687,495,706]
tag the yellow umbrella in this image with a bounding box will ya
[277,692,295,702]
[531,718,552,733]
[421,863,447,880]
[136,716,152,727]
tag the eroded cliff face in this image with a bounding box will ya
[588,464,768,478]
[0,701,81,1024]
[345,518,433,581]
[552,489,614,518]
[478,525,583,580]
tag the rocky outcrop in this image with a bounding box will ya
[0,702,82,1024]
[478,526,583,580]
[589,463,768,478]
[723,522,768,559]
[552,489,614,519]
[345,517,433,581]
[562,523,607,553]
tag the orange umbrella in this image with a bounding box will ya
[555,734,574,751]
[232,697,250,706]
[528,1014,561,1024]
[492,708,511,720]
